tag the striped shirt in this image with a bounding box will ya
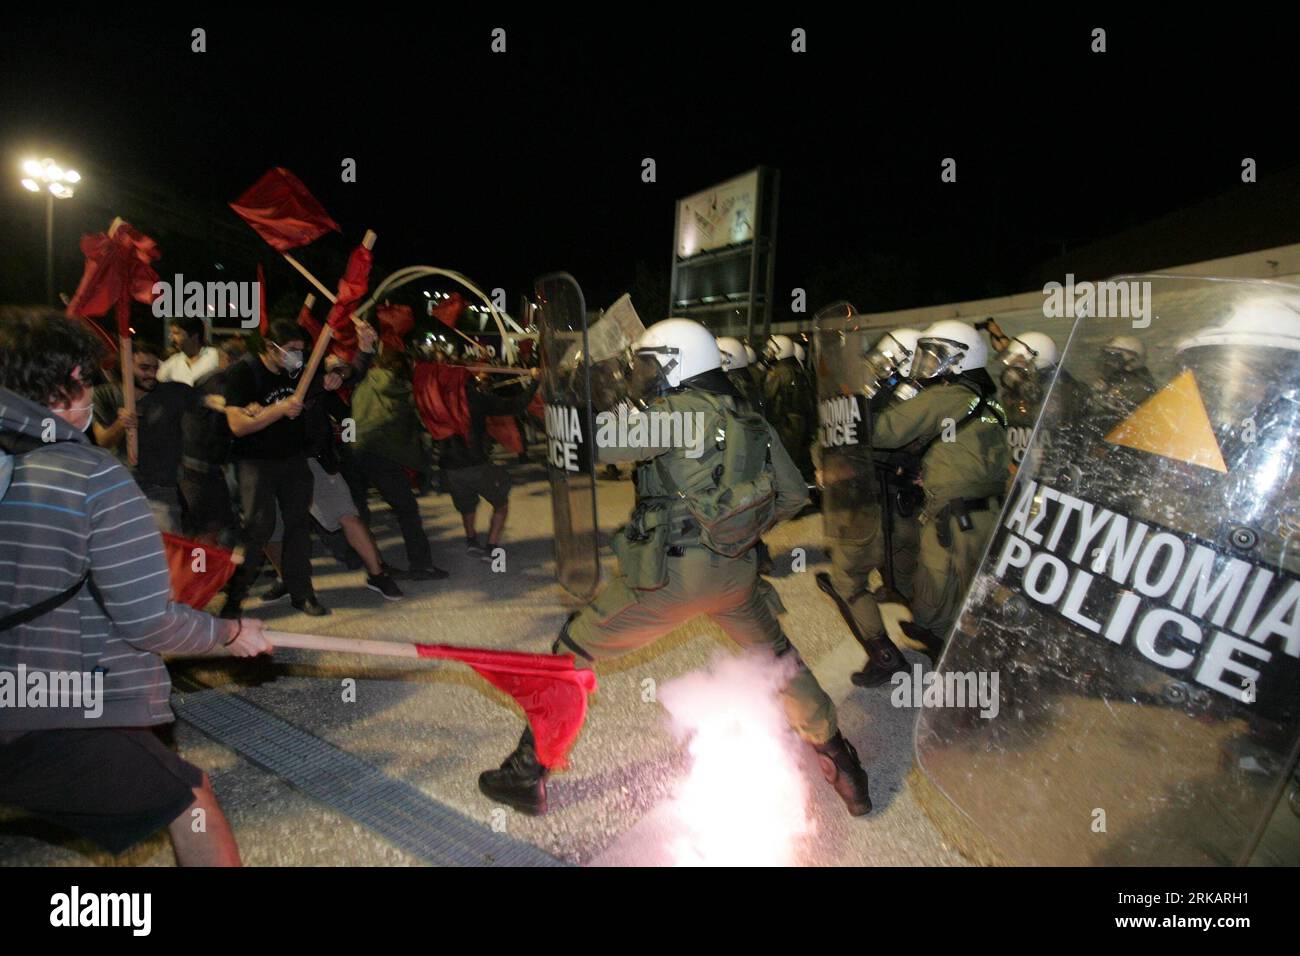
[0,388,222,730]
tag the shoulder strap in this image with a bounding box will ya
[0,570,90,632]
[915,382,1002,458]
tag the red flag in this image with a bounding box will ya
[376,303,414,351]
[297,298,323,343]
[66,222,161,337]
[431,291,468,329]
[412,361,472,440]
[415,644,597,768]
[229,167,341,252]
[485,416,523,455]
[255,263,269,335]
[526,387,545,422]
[323,244,373,363]
[162,533,239,610]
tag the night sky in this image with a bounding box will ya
[2,11,1296,321]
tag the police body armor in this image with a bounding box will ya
[615,388,775,589]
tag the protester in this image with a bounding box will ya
[0,307,270,865]
[219,319,375,618]
[177,336,246,546]
[158,316,220,385]
[351,349,449,578]
[262,355,406,600]
[92,339,190,533]
[438,366,540,560]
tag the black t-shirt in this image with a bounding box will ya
[223,355,305,460]
[181,367,232,469]
[93,380,190,487]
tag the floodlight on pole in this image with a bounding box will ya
[19,157,81,303]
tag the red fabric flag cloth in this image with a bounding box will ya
[323,244,373,363]
[297,298,323,343]
[66,222,161,337]
[412,361,471,440]
[229,167,341,253]
[162,533,239,610]
[415,644,597,769]
[376,303,414,351]
[526,388,545,422]
[431,291,468,328]
[485,416,522,455]
[255,263,269,335]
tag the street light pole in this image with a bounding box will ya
[20,157,80,305]
[45,191,54,304]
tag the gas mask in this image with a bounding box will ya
[862,335,914,399]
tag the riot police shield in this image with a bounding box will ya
[535,273,601,602]
[916,275,1300,865]
[812,301,879,542]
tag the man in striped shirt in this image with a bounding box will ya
[0,307,271,865]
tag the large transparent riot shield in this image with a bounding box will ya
[813,301,879,541]
[916,275,1300,865]
[535,273,601,602]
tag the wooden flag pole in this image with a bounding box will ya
[106,218,138,467]
[283,253,338,302]
[294,230,376,402]
[267,630,420,658]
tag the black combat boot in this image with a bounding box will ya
[478,727,549,816]
[812,732,872,816]
[900,620,944,666]
[851,635,909,687]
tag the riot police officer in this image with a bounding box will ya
[763,334,816,482]
[854,320,1009,682]
[1089,334,1156,434]
[717,335,764,416]
[813,326,929,686]
[479,319,873,817]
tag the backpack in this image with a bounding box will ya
[659,392,779,557]
[0,431,90,631]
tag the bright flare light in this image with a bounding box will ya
[659,652,815,866]
[21,178,39,192]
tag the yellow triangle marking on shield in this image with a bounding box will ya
[1104,369,1228,473]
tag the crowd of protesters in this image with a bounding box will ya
[0,306,539,865]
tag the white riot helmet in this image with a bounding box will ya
[1003,331,1059,371]
[862,328,922,398]
[793,341,807,366]
[633,318,722,390]
[716,335,749,371]
[911,320,989,380]
[1175,298,1300,354]
[743,343,757,365]
[998,331,1059,400]
[1173,296,1300,437]
[1101,335,1146,373]
[766,334,795,361]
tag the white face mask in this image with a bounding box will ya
[273,344,304,376]
[59,404,94,433]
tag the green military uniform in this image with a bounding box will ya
[763,357,815,481]
[867,379,1008,640]
[561,386,837,745]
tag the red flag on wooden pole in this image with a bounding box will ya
[229,168,341,252]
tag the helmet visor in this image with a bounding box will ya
[911,338,966,380]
